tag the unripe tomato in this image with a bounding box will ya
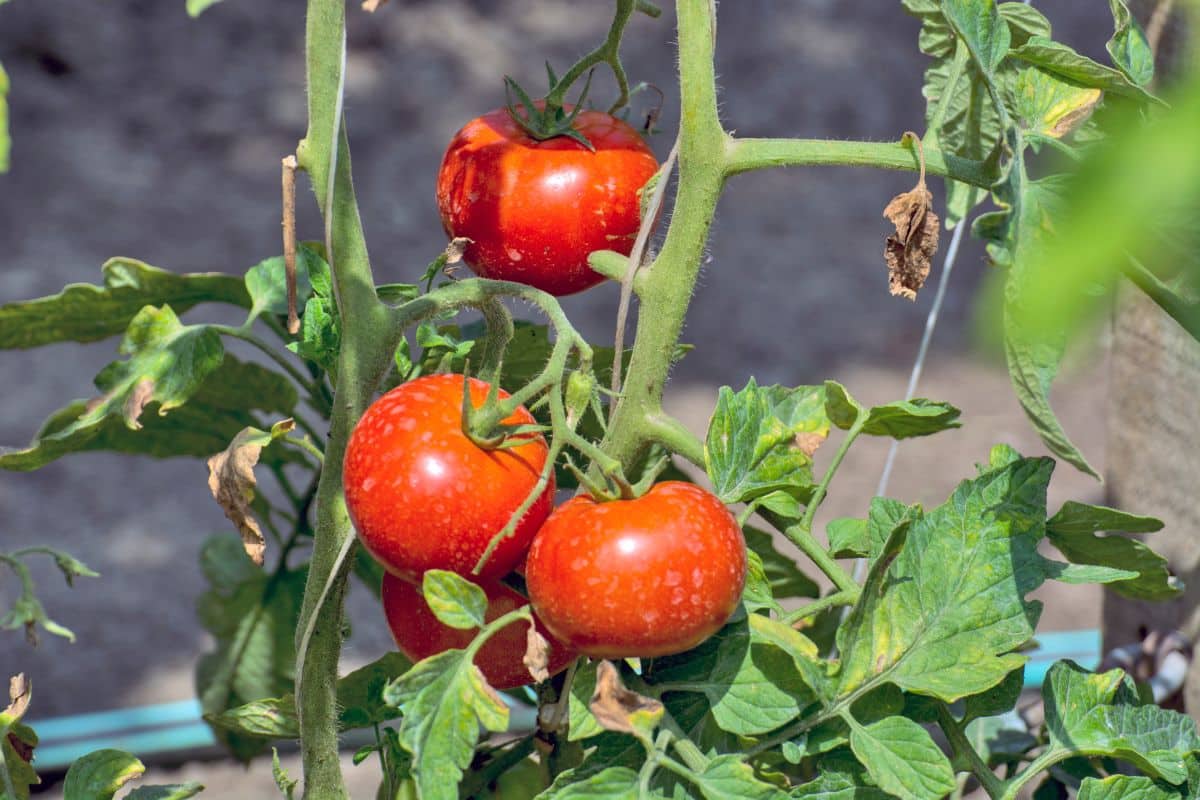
[343,374,554,582]
[436,105,659,296]
[525,482,747,659]
[381,573,576,690]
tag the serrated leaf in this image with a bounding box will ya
[0,258,248,350]
[1043,660,1200,784]
[196,535,303,761]
[1047,529,1180,601]
[837,455,1052,702]
[1078,775,1183,800]
[705,380,828,505]
[1106,0,1154,88]
[860,398,961,439]
[1010,38,1160,105]
[0,355,299,472]
[62,749,145,800]
[536,766,641,799]
[422,570,487,630]
[382,650,510,800]
[1047,502,1163,536]
[651,614,821,736]
[743,526,818,600]
[849,716,956,800]
[244,245,326,324]
[682,754,789,800]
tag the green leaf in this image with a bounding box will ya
[1009,37,1161,104]
[272,748,298,800]
[244,245,326,324]
[1041,560,1139,585]
[827,498,922,562]
[0,355,300,472]
[62,749,145,800]
[1,676,38,799]
[1078,775,1184,800]
[1046,524,1180,601]
[422,570,487,630]
[382,650,510,800]
[942,0,1011,75]
[195,535,304,761]
[859,399,961,439]
[742,550,782,615]
[682,755,789,800]
[743,526,818,600]
[186,0,225,17]
[822,381,863,430]
[1047,501,1164,536]
[124,784,205,800]
[568,659,605,742]
[964,712,1038,766]
[0,61,9,173]
[1042,660,1200,784]
[704,380,828,505]
[650,614,822,736]
[1010,67,1102,140]
[836,454,1052,702]
[848,716,957,800]
[827,517,869,559]
[0,258,248,351]
[536,766,641,799]
[998,2,1051,45]
[1106,0,1154,87]
[791,767,891,799]
[962,666,1025,723]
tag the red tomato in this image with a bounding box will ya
[436,105,659,296]
[381,573,576,690]
[524,482,747,659]
[343,374,554,582]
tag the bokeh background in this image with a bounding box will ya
[0,1,1120,795]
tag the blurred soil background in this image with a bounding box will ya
[0,1,1120,796]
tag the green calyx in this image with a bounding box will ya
[503,69,598,151]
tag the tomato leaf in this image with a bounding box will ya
[650,614,823,736]
[961,665,1026,725]
[964,712,1038,767]
[1036,660,1200,785]
[1011,67,1101,141]
[791,753,892,798]
[382,650,510,800]
[243,244,326,325]
[848,716,957,800]
[1078,775,1188,800]
[705,380,828,506]
[195,535,304,761]
[743,526,819,600]
[0,355,300,472]
[836,453,1052,702]
[828,498,922,562]
[0,675,38,799]
[207,420,296,566]
[62,749,145,800]
[422,570,488,630]
[186,0,225,17]
[0,258,248,350]
[568,659,605,742]
[588,661,663,741]
[1047,501,1164,536]
[1105,0,1154,88]
[124,783,206,800]
[538,766,642,799]
[676,754,790,800]
[1009,37,1161,105]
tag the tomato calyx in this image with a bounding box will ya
[503,71,598,151]
[460,372,549,450]
[563,447,669,504]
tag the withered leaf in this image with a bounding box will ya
[206,420,295,566]
[588,660,663,738]
[524,626,551,684]
[362,0,389,10]
[795,431,827,459]
[3,674,31,723]
[445,237,472,265]
[884,133,941,301]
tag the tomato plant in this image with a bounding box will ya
[3,0,1199,799]
[525,481,746,658]
[436,104,658,296]
[343,373,554,582]
[381,573,573,690]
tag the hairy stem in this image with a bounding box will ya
[937,705,1005,800]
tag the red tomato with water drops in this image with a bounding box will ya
[524,481,747,659]
[343,374,554,582]
[436,105,659,296]
[382,573,576,690]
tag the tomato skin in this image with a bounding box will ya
[525,482,747,659]
[343,374,554,582]
[381,573,576,690]
[436,106,659,296]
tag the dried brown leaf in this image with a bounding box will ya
[123,378,156,428]
[362,0,389,11]
[589,660,663,737]
[445,237,472,265]
[206,421,295,565]
[883,133,941,301]
[524,627,551,684]
[3,674,31,723]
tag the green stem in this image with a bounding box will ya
[1000,749,1068,800]
[214,324,327,406]
[937,705,1005,800]
[782,589,856,625]
[545,0,639,114]
[723,137,996,188]
[599,0,725,473]
[761,508,858,597]
[294,1,397,797]
[800,420,862,535]
[1122,256,1200,340]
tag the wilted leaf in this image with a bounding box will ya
[525,626,551,684]
[589,660,663,740]
[883,138,941,301]
[1011,67,1102,140]
[2,675,31,724]
[207,420,296,565]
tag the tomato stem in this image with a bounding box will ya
[543,0,643,115]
